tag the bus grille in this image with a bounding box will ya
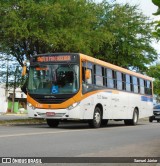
[34,98,67,104]
[29,94,74,104]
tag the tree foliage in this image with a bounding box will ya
[150,0,160,101]
[0,53,22,88]
[147,63,160,102]
[1,0,111,66]
[152,0,160,40]
[95,3,157,72]
[0,0,158,78]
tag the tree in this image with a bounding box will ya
[0,0,158,73]
[152,0,160,39]
[0,53,22,87]
[95,2,157,72]
[0,0,112,66]
[147,63,160,103]
[149,0,160,102]
[152,0,160,15]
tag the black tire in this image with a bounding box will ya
[124,108,139,126]
[101,120,108,127]
[89,107,102,128]
[157,120,160,123]
[149,117,153,123]
[47,119,59,128]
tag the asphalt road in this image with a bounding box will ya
[0,119,159,166]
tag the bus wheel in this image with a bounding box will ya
[101,120,108,127]
[157,120,160,123]
[124,109,139,126]
[89,107,102,128]
[46,119,59,128]
[149,117,153,123]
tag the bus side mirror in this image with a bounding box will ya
[85,69,91,80]
[22,65,27,76]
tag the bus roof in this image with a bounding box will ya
[80,53,153,81]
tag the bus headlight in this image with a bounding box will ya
[67,102,80,110]
[27,102,35,110]
[27,102,32,107]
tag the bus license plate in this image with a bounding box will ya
[46,112,55,116]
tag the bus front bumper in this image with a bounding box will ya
[27,106,83,120]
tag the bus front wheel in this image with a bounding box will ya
[47,119,59,128]
[124,109,139,126]
[89,107,102,128]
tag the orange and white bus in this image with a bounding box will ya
[26,53,153,128]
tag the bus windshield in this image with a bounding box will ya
[28,64,79,95]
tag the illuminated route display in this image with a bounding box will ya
[37,55,71,62]
[32,53,79,64]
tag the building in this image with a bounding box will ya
[0,84,8,113]
[0,84,27,113]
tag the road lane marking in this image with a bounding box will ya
[0,128,103,138]
[0,126,127,138]
[0,130,80,138]
[0,123,159,138]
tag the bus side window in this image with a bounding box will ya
[140,79,145,94]
[126,74,131,92]
[116,71,122,90]
[106,68,114,89]
[149,81,152,95]
[133,76,138,93]
[145,80,152,95]
[95,65,103,86]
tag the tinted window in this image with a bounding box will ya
[145,81,152,95]
[116,72,122,90]
[96,65,102,75]
[126,74,131,91]
[106,69,114,88]
[132,77,138,93]
[140,79,145,94]
[95,65,103,86]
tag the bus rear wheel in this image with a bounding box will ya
[149,117,153,123]
[46,119,59,128]
[101,120,108,127]
[89,107,102,128]
[124,109,139,126]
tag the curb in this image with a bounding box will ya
[0,113,28,116]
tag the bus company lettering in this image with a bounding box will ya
[37,55,71,62]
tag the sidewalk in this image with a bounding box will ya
[0,113,29,121]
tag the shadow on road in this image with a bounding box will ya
[11,119,150,130]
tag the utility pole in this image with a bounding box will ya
[11,66,18,113]
[5,54,9,101]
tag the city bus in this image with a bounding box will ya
[25,53,153,128]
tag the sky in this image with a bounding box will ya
[95,0,160,60]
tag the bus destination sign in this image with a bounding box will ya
[36,55,71,63]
